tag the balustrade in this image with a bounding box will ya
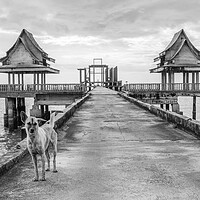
[123,83,200,93]
[0,84,86,93]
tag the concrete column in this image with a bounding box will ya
[17,97,26,126]
[7,97,17,130]
[4,98,8,127]
[171,103,180,113]
[192,95,197,120]
[41,105,44,117]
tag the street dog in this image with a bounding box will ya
[20,111,58,181]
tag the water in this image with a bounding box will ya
[178,96,200,120]
[0,98,66,157]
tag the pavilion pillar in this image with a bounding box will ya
[102,66,104,87]
[12,73,15,84]
[79,70,82,84]
[84,68,87,87]
[43,73,46,90]
[41,73,44,90]
[192,72,195,90]
[161,72,166,90]
[183,72,186,90]
[186,72,189,90]
[21,73,24,90]
[89,67,91,91]
[196,72,199,90]
[33,73,36,90]
[170,71,174,90]
[8,73,11,84]
[93,67,95,85]
[8,73,11,91]
[37,73,40,91]
[168,71,171,90]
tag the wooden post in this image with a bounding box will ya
[166,104,169,111]
[183,72,186,90]
[37,73,39,90]
[89,67,91,91]
[192,95,196,120]
[196,72,199,91]
[21,73,24,90]
[192,72,195,90]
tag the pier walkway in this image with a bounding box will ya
[1,87,200,199]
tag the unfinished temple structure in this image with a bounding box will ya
[77,58,122,91]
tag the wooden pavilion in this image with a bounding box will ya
[150,29,200,89]
[0,29,59,129]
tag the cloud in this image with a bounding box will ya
[38,35,111,46]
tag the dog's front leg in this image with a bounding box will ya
[32,154,39,181]
[40,153,46,181]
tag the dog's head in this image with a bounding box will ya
[20,111,46,139]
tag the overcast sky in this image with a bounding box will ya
[0,0,200,84]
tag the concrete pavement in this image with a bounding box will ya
[1,87,200,199]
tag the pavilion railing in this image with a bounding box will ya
[123,83,200,93]
[0,84,87,93]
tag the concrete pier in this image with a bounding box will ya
[4,97,26,130]
[1,87,200,199]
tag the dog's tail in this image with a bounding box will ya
[49,112,56,128]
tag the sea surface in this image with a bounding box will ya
[0,96,200,156]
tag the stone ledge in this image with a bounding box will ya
[119,92,200,138]
[0,93,90,177]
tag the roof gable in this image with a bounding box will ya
[2,29,55,63]
[165,29,200,58]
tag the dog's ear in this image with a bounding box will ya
[37,118,47,126]
[20,111,28,124]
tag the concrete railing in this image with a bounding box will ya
[119,92,200,138]
[0,83,87,93]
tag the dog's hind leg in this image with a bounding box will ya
[45,148,50,171]
[40,153,46,181]
[32,154,39,181]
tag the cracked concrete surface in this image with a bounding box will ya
[1,87,200,200]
